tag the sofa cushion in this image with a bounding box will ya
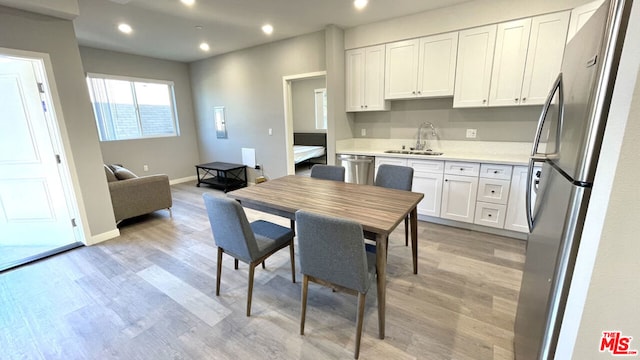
[104,164,118,182]
[112,165,138,180]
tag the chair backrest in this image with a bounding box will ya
[375,164,414,191]
[295,210,371,293]
[203,193,259,263]
[310,165,345,182]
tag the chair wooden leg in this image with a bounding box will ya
[404,215,409,246]
[262,261,266,269]
[247,263,256,316]
[216,247,223,296]
[354,292,366,359]
[234,259,239,270]
[300,275,308,335]
[290,219,296,236]
[289,241,296,283]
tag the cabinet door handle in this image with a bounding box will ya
[364,105,368,108]
[522,97,527,102]
[491,190,496,194]
[482,99,487,104]
[488,214,492,217]
[445,179,448,182]
[412,91,416,95]
[460,168,464,171]
[417,91,421,95]
[515,98,519,102]
[493,170,498,174]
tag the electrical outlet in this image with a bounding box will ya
[361,128,366,136]
[143,164,149,172]
[466,129,477,139]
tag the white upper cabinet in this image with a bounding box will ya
[453,25,497,108]
[417,33,459,97]
[567,0,605,43]
[346,45,389,112]
[384,39,419,99]
[489,12,570,107]
[520,12,571,105]
[488,18,532,107]
[385,32,458,99]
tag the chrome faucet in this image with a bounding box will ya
[415,122,437,150]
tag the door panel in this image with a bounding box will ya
[0,58,75,247]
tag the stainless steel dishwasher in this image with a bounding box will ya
[336,154,374,185]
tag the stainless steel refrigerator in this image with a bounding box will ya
[514,0,633,359]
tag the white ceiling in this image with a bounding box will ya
[73,0,473,63]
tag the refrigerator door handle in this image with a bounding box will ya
[526,156,546,231]
[531,73,563,157]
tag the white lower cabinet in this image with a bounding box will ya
[505,165,541,233]
[474,164,511,228]
[441,162,479,224]
[373,156,532,236]
[408,159,443,217]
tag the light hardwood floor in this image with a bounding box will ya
[0,181,526,360]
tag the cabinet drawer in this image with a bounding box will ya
[474,202,507,228]
[477,178,511,204]
[444,161,480,176]
[375,157,408,167]
[407,159,444,174]
[480,163,512,180]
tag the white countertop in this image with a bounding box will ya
[336,139,532,166]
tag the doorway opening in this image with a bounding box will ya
[282,71,327,176]
[0,50,83,271]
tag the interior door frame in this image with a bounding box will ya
[1,47,87,244]
[282,71,327,175]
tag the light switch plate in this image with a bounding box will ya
[466,129,477,138]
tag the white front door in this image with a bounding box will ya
[0,57,76,246]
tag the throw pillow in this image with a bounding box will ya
[104,164,118,182]
[112,165,138,180]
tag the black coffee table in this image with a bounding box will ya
[195,162,248,192]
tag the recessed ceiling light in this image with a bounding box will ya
[199,42,210,51]
[181,0,195,6]
[118,23,132,34]
[262,24,274,35]
[354,0,368,10]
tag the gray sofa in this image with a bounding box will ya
[104,164,172,222]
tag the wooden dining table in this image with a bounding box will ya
[226,175,424,339]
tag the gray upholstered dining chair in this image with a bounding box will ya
[310,164,346,181]
[295,210,377,359]
[374,164,414,246]
[203,193,295,316]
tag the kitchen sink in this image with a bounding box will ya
[384,150,443,156]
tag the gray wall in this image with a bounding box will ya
[354,98,542,141]
[292,77,326,133]
[190,31,326,180]
[79,47,200,180]
[0,6,116,238]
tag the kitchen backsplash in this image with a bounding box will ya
[352,97,543,142]
[337,138,534,156]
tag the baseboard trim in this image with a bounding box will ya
[170,175,197,185]
[418,215,528,240]
[88,228,120,245]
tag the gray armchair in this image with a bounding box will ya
[105,164,172,222]
[296,209,376,359]
[203,193,295,316]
